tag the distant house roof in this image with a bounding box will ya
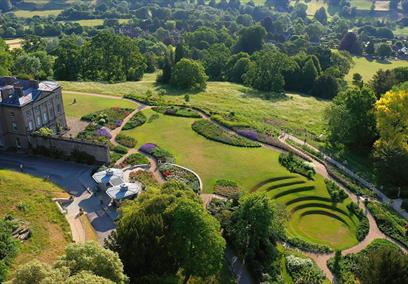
[0,77,60,107]
[92,168,124,185]
[106,182,142,201]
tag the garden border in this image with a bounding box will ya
[161,162,203,192]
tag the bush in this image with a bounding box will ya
[113,145,128,154]
[110,151,124,166]
[285,255,325,284]
[367,201,408,247]
[214,179,241,200]
[128,171,158,187]
[279,152,316,179]
[285,237,332,253]
[325,179,348,203]
[116,134,137,148]
[152,106,201,118]
[122,112,146,130]
[139,143,175,164]
[120,153,150,168]
[356,215,369,241]
[192,119,260,147]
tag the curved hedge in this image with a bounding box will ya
[191,119,260,147]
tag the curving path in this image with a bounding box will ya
[63,90,408,283]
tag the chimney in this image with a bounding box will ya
[14,86,24,98]
[0,85,14,101]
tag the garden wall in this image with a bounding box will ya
[28,135,110,164]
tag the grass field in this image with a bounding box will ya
[350,0,372,9]
[123,109,359,249]
[5,38,23,50]
[346,56,408,82]
[62,92,136,118]
[12,9,62,17]
[69,18,129,27]
[0,170,71,275]
[60,73,329,139]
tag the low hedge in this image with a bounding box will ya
[112,145,128,154]
[367,201,408,247]
[116,134,137,148]
[152,106,201,118]
[285,236,333,253]
[325,179,348,203]
[139,143,175,164]
[191,119,260,148]
[279,152,316,179]
[122,112,146,130]
[121,153,150,167]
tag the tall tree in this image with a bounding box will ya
[326,87,377,149]
[171,58,208,90]
[168,199,225,283]
[339,32,362,55]
[370,69,395,98]
[200,43,231,80]
[374,90,408,186]
[314,7,328,24]
[234,25,266,54]
[358,246,408,284]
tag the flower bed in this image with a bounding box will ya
[279,152,316,179]
[81,107,133,129]
[214,179,241,200]
[116,134,137,148]
[159,163,201,193]
[191,120,260,148]
[129,171,158,187]
[152,106,201,118]
[122,112,147,130]
[139,143,175,164]
[77,123,113,146]
[119,153,150,168]
[285,255,325,284]
[367,201,408,247]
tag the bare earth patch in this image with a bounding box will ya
[64,117,89,138]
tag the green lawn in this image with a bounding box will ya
[62,91,136,118]
[60,73,329,139]
[66,18,129,27]
[5,38,23,50]
[12,9,62,17]
[350,0,372,9]
[123,109,359,249]
[0,170,71,276]
[346,56,408,82]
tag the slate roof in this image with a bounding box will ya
[0,77,60,107]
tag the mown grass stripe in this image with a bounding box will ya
[285,196,333,206]
[250,176,296,192]
[272,185,315,199]
[266,180,306,191]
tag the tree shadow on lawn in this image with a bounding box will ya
[152,81,202,97]
[238,87,289,102]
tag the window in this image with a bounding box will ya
[16,138,21,148]
[10,112,15,118]
[57,104,61,113]
[28,121,33,131]
[43,112,48,123]
[11,122,17,131]
[36,116,41,127]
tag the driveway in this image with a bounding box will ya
[0,151,116,244]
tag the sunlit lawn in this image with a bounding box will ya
[12,9,62,17]
[62,91,136,118]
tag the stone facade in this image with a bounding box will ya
[0,77,67,149]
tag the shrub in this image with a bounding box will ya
[356,215,369,241]
[148,113,160,123]
[139,143,175,164]
[285,237,332,253]
[128,171,158,187]
[33,127,53,137]
[279,152,316,179]
[116,134,137,148]
[122,112,146,130]
[113,145,128,154]
[367,201,408,247]
[121,153,150,168]
[192,120,260,147]
[152,106,201,118]
[325,179,348,203]
[95,127,112,139]
[285,255,325,284]
[214,179,241,200]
